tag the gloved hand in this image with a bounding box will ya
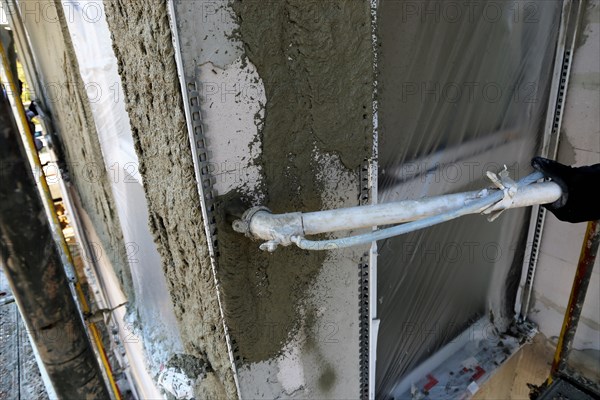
[532,157,600,223]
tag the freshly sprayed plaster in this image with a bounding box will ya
[103,1,237,397]
[105,0,373,398]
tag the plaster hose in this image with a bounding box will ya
[292,172,545,250]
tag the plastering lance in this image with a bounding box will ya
[232,167,562,252]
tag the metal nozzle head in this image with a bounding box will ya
[232,219,249,234]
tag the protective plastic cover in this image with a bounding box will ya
[376,0,562,396]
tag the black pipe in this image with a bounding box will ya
[0,89,110,398]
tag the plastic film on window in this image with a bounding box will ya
[375,0,562,397]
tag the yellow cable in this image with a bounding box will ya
[1,39,121,400]
[90,322,123,399]
[1,35,74,266]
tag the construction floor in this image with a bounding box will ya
[474,333,600,399]
[0,267,48,400]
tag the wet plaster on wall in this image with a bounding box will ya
[300,149,366,398]
[225,151,365,398]
[558,0,600,166]
[198,58,265,199]
[18,1,132,300]
[217,1,373,397]
[105,0,373,396]
[103,1,236,398]
[230,0,372,205]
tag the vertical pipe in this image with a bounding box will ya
[2,32,118,397]
[550,220,600,378]
[0,90,110,398]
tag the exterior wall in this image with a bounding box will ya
[529,0,600,378]
[61,0,185,387]
[12,0,133,301]
[102,1,237,397]
[476,4,599,397]
[216,2,372,398]
[104,0,373,398]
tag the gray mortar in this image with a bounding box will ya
[231,0,372,202]
[102,1,236,398]
[215,192,324,363]
[58,61,134,302]
[21,0,133,303]
[104,0,372,395]
[214,0,373,364]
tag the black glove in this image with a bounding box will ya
[532,157,600,223]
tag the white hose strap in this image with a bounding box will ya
[483,165,519,221]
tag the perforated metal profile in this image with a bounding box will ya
[358,160,372,399]
[517,0,583,321]
[186,81,219,251]
[166,2,241,397]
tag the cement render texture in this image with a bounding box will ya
[223,0,373,362]
[104,0,373,397]
[17,0,133,302]
[103,1,236,398]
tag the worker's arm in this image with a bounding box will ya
[532,157,600,223]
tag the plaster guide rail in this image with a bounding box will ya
[166,1,241,397]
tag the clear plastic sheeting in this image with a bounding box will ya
[376,0,562,397]
[62,0,183,375]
